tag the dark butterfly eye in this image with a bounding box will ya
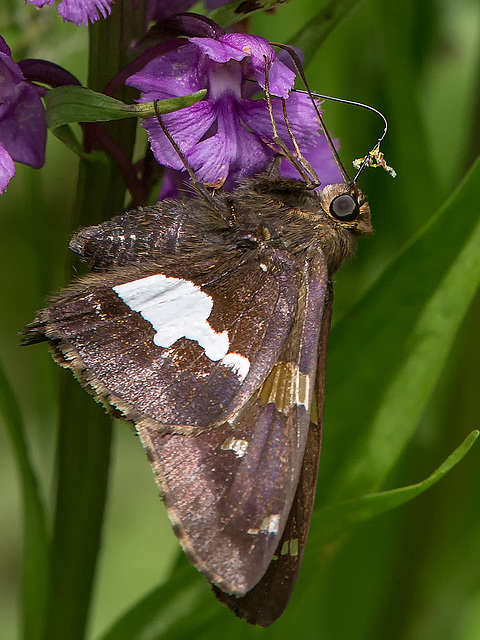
[329,194,360,221]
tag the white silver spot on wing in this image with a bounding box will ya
[221,436,249,458]
[259,263,267,272]
[113,274,229,361]
[247,514,281,536]
[221,353,250,381]
[260,514,280,534]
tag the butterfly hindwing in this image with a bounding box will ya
[69,197,234,272]
[135,248,329,600]
[213,420,323,626]
[212,283,333,626]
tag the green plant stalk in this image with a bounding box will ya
[75,1,144,226]
[42,2,146,639]
[0,362,50,640]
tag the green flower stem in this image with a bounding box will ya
[43,3,145,639]
[43,383,113,640]
[76,0,146,225]
[0,362,49,640]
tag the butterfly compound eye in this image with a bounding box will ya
[329,194,360,221]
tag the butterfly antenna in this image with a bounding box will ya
[263,56,319,187]
[271,42,351,182]
[153,102,219,205]
[271,43,395,183]
[304,89,391,181]
[303,89,395,180]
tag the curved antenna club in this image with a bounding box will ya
[304,92,394,180]
[271,42,394,182]
[352,142,397,181]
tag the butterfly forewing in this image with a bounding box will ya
[25,249,299,433]
[213,420,323,626]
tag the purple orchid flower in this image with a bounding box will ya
[148,0,201,23]
[25,0,229,27]
[127,32,343,191]
[25,0,113,27]
[0,36,47,194]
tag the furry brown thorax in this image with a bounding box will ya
[71,174,372,278]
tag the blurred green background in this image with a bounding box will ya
[1,0,480,638]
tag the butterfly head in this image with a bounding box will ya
[321,181,372,238]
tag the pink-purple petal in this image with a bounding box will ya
[186,133,230,186]
[0,50,26,85]
[0,44,46,170]
[26,0,113,25]
[127,44,205,98]
[237,94,343,184]
[143,100,217,170]
[126,29,341,190]
[221,33,274,64]
[207,63,242,101]
[186,99,272,187]
[227,124,274,185]
[280,143,343,185]
[189,37,249,64]
[237,93,320,150]
[0,36,11,57]
[0,82,46,168]
[261,57,296,98]
[220,34,295,97]
[27,0,56,8]
[58,0,112,26]
[0,146,15,194]
[157,168,190,200]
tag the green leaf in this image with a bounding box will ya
[98,560,213,640]
[289,0,365,64]
[48,123,108,162]
[323,157,480,502]
[313,430,479,545]
[0,361,49,640]
[97,429,478,640]
[45,86,207,130]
